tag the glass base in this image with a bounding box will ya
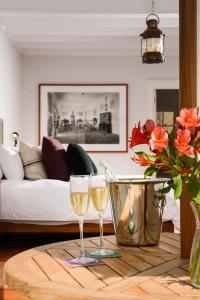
[69,256,97,266]
[86,248,121,258]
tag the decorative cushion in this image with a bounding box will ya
[66,144,97,175]
[0,145,24,180]
[42,137,71,181]
[19,141,47,180]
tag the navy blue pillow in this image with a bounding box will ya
[66,144,97,175]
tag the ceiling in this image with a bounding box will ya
[0,0,179,56]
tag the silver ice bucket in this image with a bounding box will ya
[109,178,169,246]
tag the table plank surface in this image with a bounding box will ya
[4,233,200,300]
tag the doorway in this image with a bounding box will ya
[156,89,179,132]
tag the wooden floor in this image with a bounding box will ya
[4,233,200,300]
[0,233,82,300]
[1,235,30,300]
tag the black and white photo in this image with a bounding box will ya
[39,84,128,152]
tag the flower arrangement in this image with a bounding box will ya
[130,107,200,203]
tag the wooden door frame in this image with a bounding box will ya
[179,0,197,258]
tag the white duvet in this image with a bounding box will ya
[0,179,180,231]
[0,179,112,223]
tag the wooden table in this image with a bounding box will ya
[4,233,200,300]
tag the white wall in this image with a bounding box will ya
[0,30,22,145]
[21,55,178,175]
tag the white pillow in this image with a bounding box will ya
[0,165,3,179]
[0,145,24,180]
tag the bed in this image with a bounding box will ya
[0,178,180,234]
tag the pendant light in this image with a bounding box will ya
[140,0,165,64]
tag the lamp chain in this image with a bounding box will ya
[151,0,155,14]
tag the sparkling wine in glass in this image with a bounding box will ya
[87,174,120,257]
[70,175,97,265]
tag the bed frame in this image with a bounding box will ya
[0,221,174,234]
[0,222,114,234]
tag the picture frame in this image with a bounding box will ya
[39,84,128,152]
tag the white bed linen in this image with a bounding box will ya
[0,179,180,231]
[0,179,112,222]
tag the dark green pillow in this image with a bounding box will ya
[90,158,97,174]
[66,144,97,175]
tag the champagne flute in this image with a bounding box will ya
[87,174,120,257]
[70,175,96,265]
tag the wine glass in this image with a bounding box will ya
[87,174,120,257]
[70,175,96,265]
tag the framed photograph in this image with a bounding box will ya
[39,84,128,152]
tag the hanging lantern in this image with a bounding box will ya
[140,1,165,64]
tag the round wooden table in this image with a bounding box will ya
[4,233,200,300]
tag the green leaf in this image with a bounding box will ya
[135,151,155,159]
[188,180,200,204]
[144,166,157,177]
[156,185,172,194]
[135,151,144,156]
[173,175,182,200]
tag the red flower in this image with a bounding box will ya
[176,107,200,130]
[161,165,169,171]
[174,129,195,158]
[132,156,150,166]
[174,166,192,175]
[196,131,200,152]
[149,126,169,152]
[196,143,200,154]
[130,108,199,203]
[154,159,169,171]
[179,167,192,175]
[129,122,149,147]
[142,119,155,138]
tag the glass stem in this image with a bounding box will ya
[78,216,85,258]
[99,212,104,249]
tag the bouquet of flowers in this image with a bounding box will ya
[130,107,200,203]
